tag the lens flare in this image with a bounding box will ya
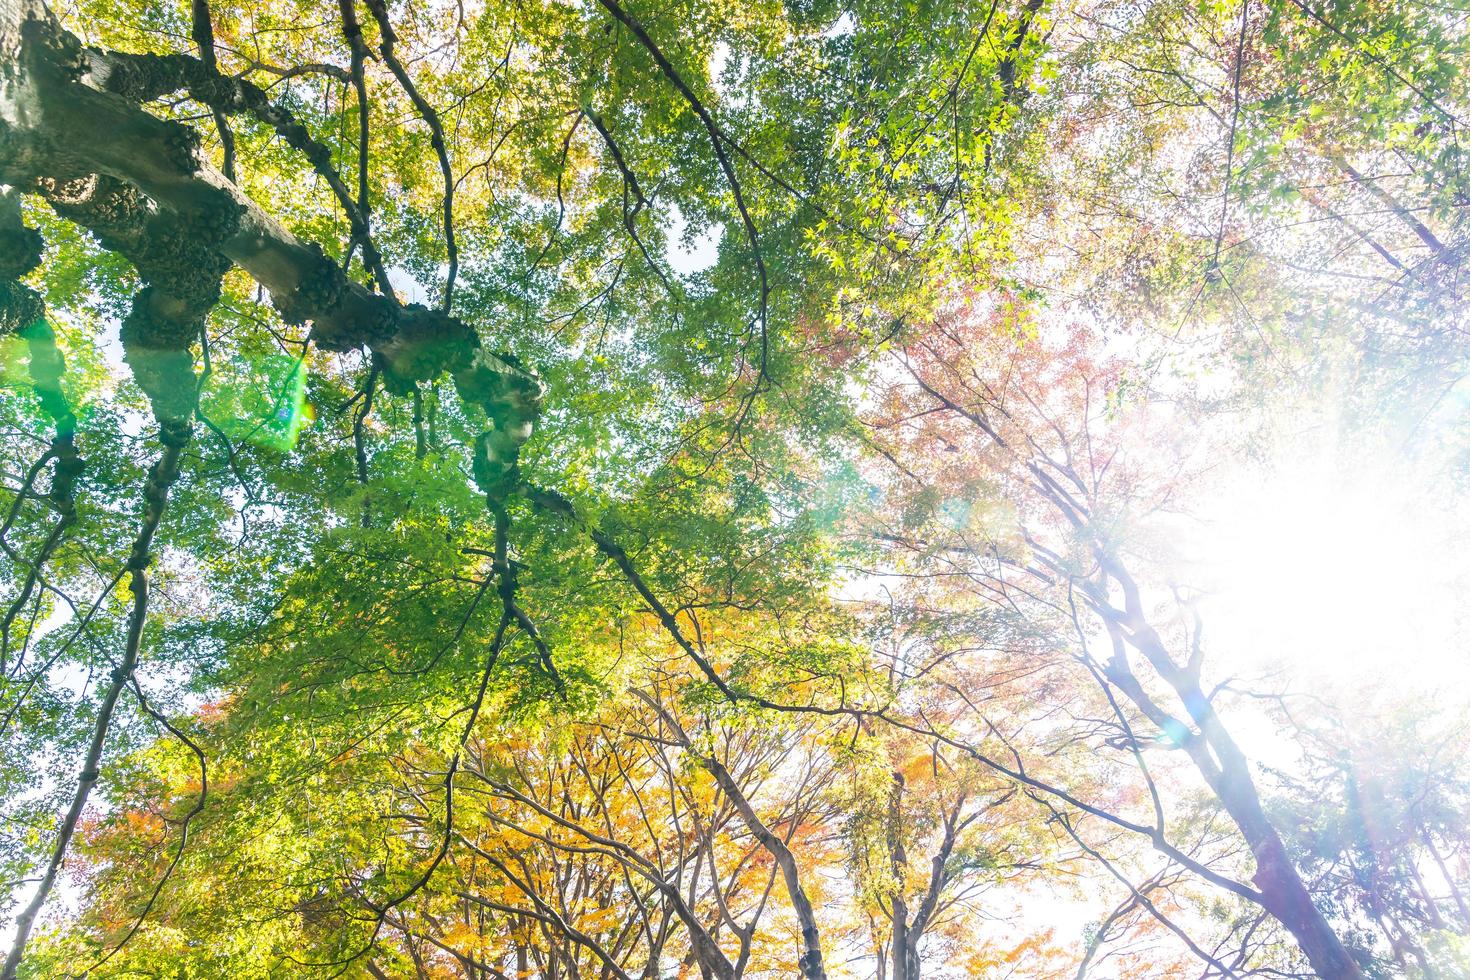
[200,352,308,453]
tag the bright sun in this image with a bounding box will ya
[1188,448,1470,697]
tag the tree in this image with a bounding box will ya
[861,301,1367,974]
[2,0,1466,976]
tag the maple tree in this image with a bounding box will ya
[1,0,1467,976]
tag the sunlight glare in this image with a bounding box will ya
[1191,451,1470,695]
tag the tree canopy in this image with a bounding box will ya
[1,0,1467,976]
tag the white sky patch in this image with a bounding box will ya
[824,11,856,38]
[386,266,436,307]
[665,204,721,276]
[708,41,731,97]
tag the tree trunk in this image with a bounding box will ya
[1191,692,1363,977]
[1098,563,1365,979]
[631,690,827,979]
[886,772,921,980]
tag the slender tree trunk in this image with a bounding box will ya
[1166,671,1364,977]
[1194,700,1363,977]
[631,690,827,979]
[886,772,921,980]
[890,905,910,980]
[1097,562,1365,979]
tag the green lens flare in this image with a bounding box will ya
[201,353,308,453]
